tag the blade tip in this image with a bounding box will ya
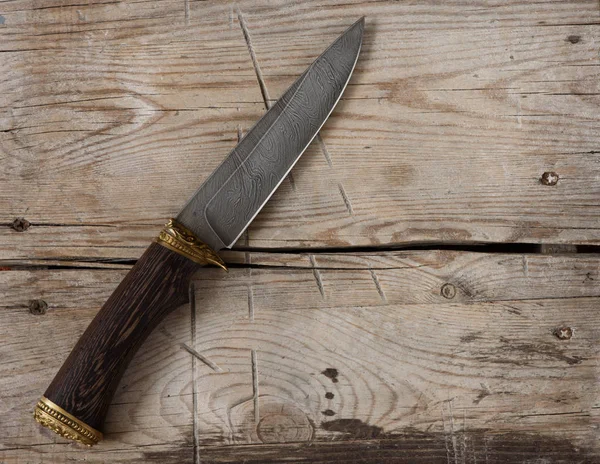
[349,16,365,40]
[355,16,366,28]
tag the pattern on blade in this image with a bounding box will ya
[176,18,364,250]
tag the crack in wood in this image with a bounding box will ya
[3,241,598,272]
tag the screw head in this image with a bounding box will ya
[541,172,559,186]
[554,327,573,340]
[441,283,457,299]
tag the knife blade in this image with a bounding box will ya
[34,18,364,446]
[178,17,364,251]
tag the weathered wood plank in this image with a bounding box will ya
[2,250,598,462]
[192,251,600,454]
[194,434,593,464]
[2,0,600,260]
[0,0,264,261]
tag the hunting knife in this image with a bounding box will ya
[34,17,364,446]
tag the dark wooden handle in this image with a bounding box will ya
[43,242,201,434]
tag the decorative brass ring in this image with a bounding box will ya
[156,219,227,271]
[34,396,103,446]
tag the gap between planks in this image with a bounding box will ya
[1,241,595,272]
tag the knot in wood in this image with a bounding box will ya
[230,397,314,445]
[441,283,457,299]
[255,401,314,444]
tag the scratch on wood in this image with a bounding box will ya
[369,266,386,302]
[189,283,198,464]
[184,0,190,25]
[338,183,354,216]
[251,349,259,425]
[243,227,251,253]
[247,284,254,321]
[449,401,459,464]
[181,343,224,373]
[474,383,492,404]
[316,134,354,216]
[463,408,468,464]
[441,406,452,464]
[484,435,489,464]
[522,255,529,277]
[316,134,333,167]
[287,170,297,191]
[310,254,325,298]
[516,96,522,128]
[237,9,270,109]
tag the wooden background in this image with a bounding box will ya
[1,0,599,462]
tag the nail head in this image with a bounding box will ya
[29,299,48,315]
[554,327,573,340]
[12,217,31,232]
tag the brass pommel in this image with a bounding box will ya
[34,396,103,446]
[155,219,227,271]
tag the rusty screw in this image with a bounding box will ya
[12,217,30,232]
[541,172,559,186]
[441,283,456,299]
[29,299,48,315]
[554,327,573,340]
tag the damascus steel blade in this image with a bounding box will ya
[176,17,364,250]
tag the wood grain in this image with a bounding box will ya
[192,251,600,452]
[1,0,600,260]
[2,250,599,462]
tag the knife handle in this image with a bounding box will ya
[34,220,226,446]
